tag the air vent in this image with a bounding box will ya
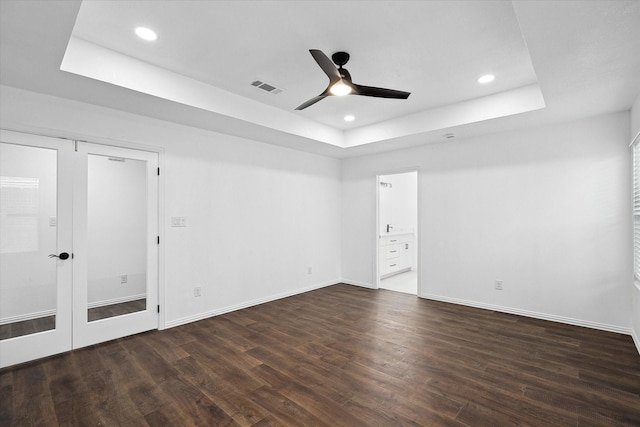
[251,80,283,95]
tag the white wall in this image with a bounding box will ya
[342,112,633,333]
[631,94,640,350]
[0,86,342,328]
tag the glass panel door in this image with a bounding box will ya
[86,154,148,322]
[72,142,158,349]
[0,130,73,368]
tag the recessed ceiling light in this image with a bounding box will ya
[135,27,157,41]
[344,115,355,122]
[477,74,495,84]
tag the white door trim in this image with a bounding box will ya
[72,142,159,349]
[375,168,421,295]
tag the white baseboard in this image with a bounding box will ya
[380,268,411,280]
[340,279,376,289]
[421,293,632,336]
[0,309,56,325]
[163,280,337,329]
[87,293,147,309]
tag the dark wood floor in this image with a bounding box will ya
[1,284,639,426]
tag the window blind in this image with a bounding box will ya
[634,140,640,282]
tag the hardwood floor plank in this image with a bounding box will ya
[204,384,274,426]
[0,383,12,425]
[455,400,531,426]
[9,361,49,397]
[426,366,589,425]
[124,334,179,383]
[247,385,326,426]
[341,395,425,427]
[278,381,378,427]
[487,362,640,413]
[142,331,191,363]
[2,284,639,426]
[144,402,197,427]
[179,340,267,392]
[248,347,355,405]
[11,390,58,426]
[160,375,238,426]
[344,361,466,424]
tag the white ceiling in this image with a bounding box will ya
[1,1,639,158]
[70,1,538,129]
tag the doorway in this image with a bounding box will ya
[0,130,159,368]
[377,171,418,294]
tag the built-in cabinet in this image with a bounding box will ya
[379,233,413,278]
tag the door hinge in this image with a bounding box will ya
[74,140,78,152]
[157,235,160,245]
[157,167,160,176]
[157,305,160,313]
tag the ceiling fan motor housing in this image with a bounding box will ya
[332,51,350,67]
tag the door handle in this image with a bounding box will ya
[49,252,70,260]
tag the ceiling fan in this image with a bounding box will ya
[295,49,411,110]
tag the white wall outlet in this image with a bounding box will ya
[495,280,503,290]
[307,266,313,275]
[171,216,187,227]
[194,286,202,297]
[120,274,128,284]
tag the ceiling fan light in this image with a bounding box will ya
[330,81,352,96]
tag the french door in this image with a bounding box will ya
[0,130,159,368]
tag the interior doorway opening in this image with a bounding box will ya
[377,170,418,295]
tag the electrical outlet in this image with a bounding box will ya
[495,280,503,290]
[120,275,128,284]
[194,287,202,297]
[307,266,313,275]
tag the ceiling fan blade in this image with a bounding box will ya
[352,84,411,99]
[295,94,328,110]
[309,49,341,85]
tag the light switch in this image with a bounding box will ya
[171,216,187,227]
[49,216,57,227]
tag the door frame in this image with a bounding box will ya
[0,128,165,367]
[70,135,166,332]
[375,168,421,295]
[72,141,160,349]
